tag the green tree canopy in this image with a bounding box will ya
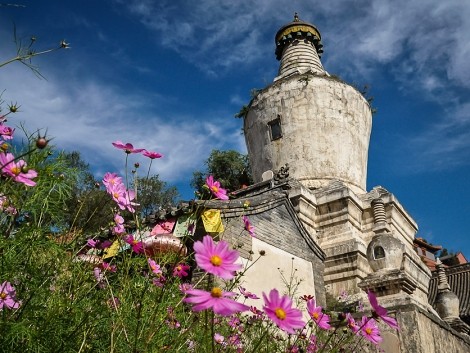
[133,175,179,217]
[191,149,252,194]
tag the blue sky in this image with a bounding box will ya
[1,1,470,256]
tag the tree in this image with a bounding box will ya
[191,149,252,194]
[133,175,179,217]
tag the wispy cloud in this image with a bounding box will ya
[1,55,242,183]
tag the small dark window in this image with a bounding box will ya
[269,117,282,140]
[374,246,385,259]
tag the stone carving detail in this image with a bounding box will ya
[273,163,290,184]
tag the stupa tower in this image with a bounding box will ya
[244,14,372,194]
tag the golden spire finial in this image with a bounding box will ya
[294,12,300,22]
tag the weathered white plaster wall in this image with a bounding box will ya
[245,74,372,194]
[239,237,316,307]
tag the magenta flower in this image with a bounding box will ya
[360,316,382,345]
[345,313,360,333]
[205,175,229,200]
[142,150,163,159]
[101,262,117,272]
[368,290,399,329]
[148,258,162,275]
[239,286,259,299]
[112,141,144,154]
[0,124,14,140]
[306,298,331,330]
[184,287,249,316]
[0,281,20,310]
[173,263,190,278]
[0,152,38,186]
[242,215,256,237]
[101,240,113,249]
[124,235,144,254]
[262,289,306,334]
[193,235,242,280]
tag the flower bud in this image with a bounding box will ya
[36,137,49,149]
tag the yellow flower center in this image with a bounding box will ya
[211,287,223,298]
[312,312,319,320]
[176,265,182,271]
[113,192,120,199]
[211,185,219,193]
[275,308,286,320]
[210,255,222,266]
[0,292,7,300]
[132,239,138,245]
[11,166,21,175]
[365,327,372,335]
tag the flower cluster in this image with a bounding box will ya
[0,116,38,186]
[102,172,139,213]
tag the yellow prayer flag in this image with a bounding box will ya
[201,209,224,233]
[102,240,121,259]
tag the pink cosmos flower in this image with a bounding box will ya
[214,333,225,344]
[0,281,20,310]
[193,235,242,280]
[179,283,193,293]
[173,263,190,278]
[112,141,144,154]
[148,258,162,275]
[307,298,331,330]
[142,150,163,159]
[262,289,306,334]
[0,194,17,215]
[113,213,125,234]
[124,235,144,254]
[205,175,229,200]
[242,215,256,237]
[93,267,106,289]
[239,286,260,299]
[368,290,399,329]
[360,316,382,345]
[87,238,112,249]
[106,183,139,213]
[153,275,167,288]
[107,296,120,310]
[184,287,249,316]
[0,124,14,140]
[345,313,360,333]
[102,172,123,189]
[306,335,318,353]
[87,238,99,248]
[0,152,38,186]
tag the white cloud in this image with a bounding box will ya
[1,57,242,184]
